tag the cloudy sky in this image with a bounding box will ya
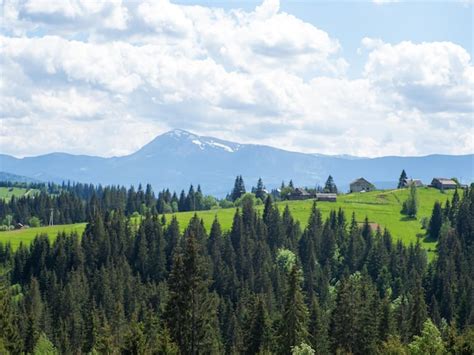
[1,0,473,158]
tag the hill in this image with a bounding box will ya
[0,188,454,258]
[0,186,40,200]
[0,171,41,183]
[1,129,472,196]
[0,223,87,249]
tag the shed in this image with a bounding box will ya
[288,188,312,200]
[315,193,337,202]
[402,179,424,188]
[431,178,457,190]
[350,178,375,193]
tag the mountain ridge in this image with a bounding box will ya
[1,129,473,196]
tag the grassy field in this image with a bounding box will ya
[0,187,40,200]
[0,223,87,249]
[170,187,454,256]
[0,188,454,257]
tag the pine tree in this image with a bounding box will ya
[24,278,44,353]
[0,281,22,353]
[278,265,309,354]
[428,201,443,240]
[308,296,329,355]
[409,276,428,338]
[398,169,408,188]
[323,175,337,194]
[165,233,221,354]
[231,176,246,201]
[246,297,271,354]
[330,277,356,353]
[401,184,418,218]
[255,178,267,201]
[122,320,147,354]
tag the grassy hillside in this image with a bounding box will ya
[0,188,454,257]
[0,223,87,249]
[0,186,40,200]
[170,187,454,256]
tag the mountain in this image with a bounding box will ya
[0,171,42,183]
[1,129,473,196]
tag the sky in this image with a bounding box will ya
[0,0,473,158]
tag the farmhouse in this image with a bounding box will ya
[431,178,457,190]
[288,188,312,200]
[350,178,375,193]
[402,179,423,188]
[315,193,337,202]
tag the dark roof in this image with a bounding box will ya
[404,178,423,187]
[350,177,372,185]
[294,188,310,195]
[315,193,337,199]
[432,178,457,185]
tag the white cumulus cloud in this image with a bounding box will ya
[0,0,472,158]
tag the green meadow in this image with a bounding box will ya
[0,223,87,249]
[0,188,454,257]
[170,187,454,257]
[0,186,40,200]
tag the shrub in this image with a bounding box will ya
[28,216,41,228]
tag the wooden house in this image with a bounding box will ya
[349,178,375,193]
[315,193,337,202]
[431,178,457,190]
[402,179,424,188]
[288,188,312,200]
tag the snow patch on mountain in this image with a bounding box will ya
[208,141,235,153]
[192,139,205,150]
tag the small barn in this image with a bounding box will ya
[350,178,375,193]
[431,178,457,190]
[15,223,25,230]
[402,179,424,188]
[288,188,312,200]
[315,193,337,202]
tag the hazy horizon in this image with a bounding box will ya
[3,128,474,160]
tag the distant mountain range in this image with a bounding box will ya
[0,171,42,184]
[1,129,473,196]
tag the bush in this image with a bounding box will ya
[401,185,418,218]
[28,216,41,228]
[234,193,263,208]
[219,199,234,209]
[202,195,219,210]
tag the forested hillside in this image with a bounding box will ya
[0,185,473,354]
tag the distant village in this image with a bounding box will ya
[284,173,464,203]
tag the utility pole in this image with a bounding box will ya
[49,208,54,226]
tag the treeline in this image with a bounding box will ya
[0,185,472,354]
[0,182,220,226]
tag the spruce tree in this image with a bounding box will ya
[0,281,22,353]
[278,265,309,354]
[401,184,418,218]
[255,178,267,201]
[231,176,246,201]
[409,276,428,338]
[165,233,220,354]
[428,201,443,240]
[308,296,329,355]
[398,169,408,188]
[323,175,337,194]
[246,297,271,354]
